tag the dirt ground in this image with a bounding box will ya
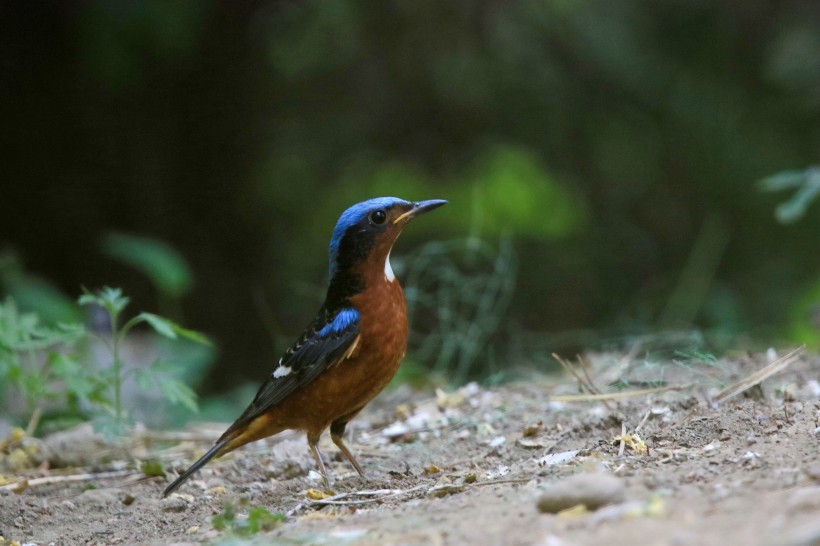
[1,348,819,546]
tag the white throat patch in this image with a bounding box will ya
[384,251,395,282]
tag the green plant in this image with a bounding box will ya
[759,167,820,223]
[101,232,193,318]
[401,237,517,384]
[212,502,286,536]
[78,286,208,434]
[0,298,92,433]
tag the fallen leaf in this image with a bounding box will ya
[306,488,334,500]
[613,434,648,454]
[522,421,543,437]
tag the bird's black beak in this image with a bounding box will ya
[393,199,448,224]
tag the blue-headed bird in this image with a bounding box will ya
[163,197,447,496]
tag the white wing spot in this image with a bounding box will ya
[384,251,395,282]
[273,365,292,379]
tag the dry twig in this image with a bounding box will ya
[714,346,805,403]
[551,384,685,402]
[0,470,138,492]
[552,353,615,410]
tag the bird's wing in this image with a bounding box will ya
[219,307,361,438]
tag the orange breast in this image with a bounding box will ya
[258,276,408,438]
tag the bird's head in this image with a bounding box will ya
[328,197,447,286]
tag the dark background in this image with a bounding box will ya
[2,0,820,394]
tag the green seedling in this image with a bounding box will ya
[0,297,91,434]
[212,502,286,536]
[79,286,209,434]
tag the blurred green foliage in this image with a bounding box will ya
[0,252,83,325]
[0,288,209,435]
[101,233,193,301]
[2,1,820,390]
[0,298,90,430]
[759,167,820,224]
[79,287,207,435]
[212,502,286,537]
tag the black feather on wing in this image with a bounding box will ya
[218,306,361,439]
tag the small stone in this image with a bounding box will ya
[537,473,625,513]
[786,520,820,546]
[75,488,119,507]
[806,466,820,481]
[161,494,192,512]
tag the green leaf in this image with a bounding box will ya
[246,507,286,533]
[212,502,236,530]
[79,286,129,316]
[138,313,178,339]
[155,377,199,412]
[51,353,93,400]
[139,313,211,345]
[758,170,807,191]
[140,460,166,478]
[132,368,153,390]
[101,233,193,297]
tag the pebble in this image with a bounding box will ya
[786,521,820,546]
[805,465,820,481]
[537,473,625,513]
[74,488,119,507]
[161,496,190,512]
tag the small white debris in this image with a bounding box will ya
[382,422,410,438]
[306,470,325,483]
[766,347,778,362]
[489,436,507,448]
[703,441,721,452]
[538,450,580,467]
[486,465,510,479]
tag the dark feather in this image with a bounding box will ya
[163,438,228,496]
[217,306,361,441]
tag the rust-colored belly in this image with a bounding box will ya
[262,278,408,437]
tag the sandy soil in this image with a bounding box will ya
[1,349,819,546]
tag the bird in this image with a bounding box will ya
[163,196,447,496]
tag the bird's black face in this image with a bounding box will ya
[327,197,447,292]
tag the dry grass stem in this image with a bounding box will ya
[551,385,685,402]
[714,346,805,403]
[306,485,427,506]
[635,408,653,433]
[552,353,615,410]
[0,470,138,492]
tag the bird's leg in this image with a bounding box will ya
[307,432,330,488]
[330,419,366,479]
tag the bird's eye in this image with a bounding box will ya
[369,210,387,225]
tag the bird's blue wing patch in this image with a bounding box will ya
[223,306,361,434]
[318,307,360,337]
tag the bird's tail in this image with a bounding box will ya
[163,438,230,497]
